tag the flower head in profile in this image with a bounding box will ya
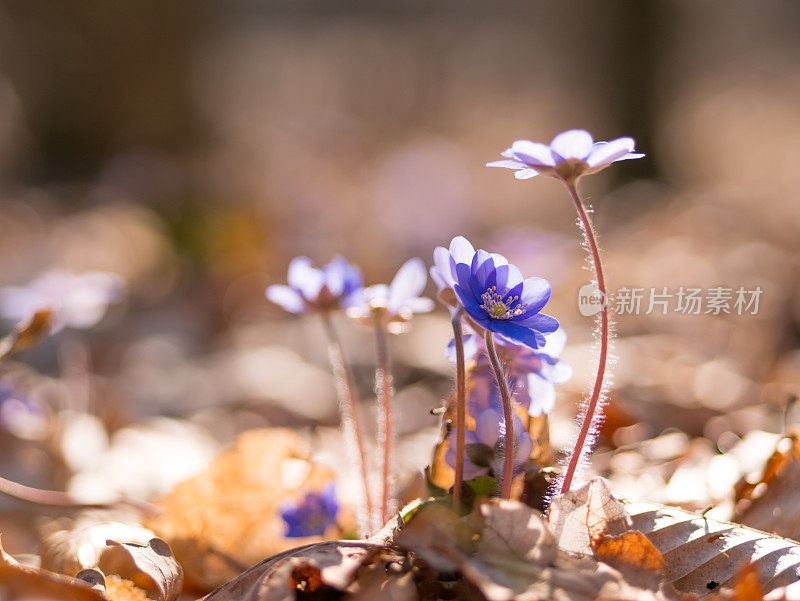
[0,271,126,333]
[487,129,644,184]
[430,240,461,307]
[280,484,339,538]
[448,327,572,417]
[348,258,434,333]
[446,236,558,350]
[444,401,533,480]
[266,255,363,314]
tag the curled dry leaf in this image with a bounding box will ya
[627,499,800,597]
[105,538,182,601]
[0,536,108,601]
[200,540,383,601]
[734,429,800,541]
[594,531,665,591]
[547,478,632,555]
[40,512,155,577]
[397,498,673,601]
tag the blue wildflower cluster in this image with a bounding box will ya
[266,127,642,525]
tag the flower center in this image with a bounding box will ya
[480,286,526,320]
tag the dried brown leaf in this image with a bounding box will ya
[548,478,632,555]
[0,536,109,601]
[727,564,764,601]
[627,499,800,597]
[40,513,155,577]
[399,497,673,601]
[734,431,800,541]
[105,538,182,601]
[595,531,665,590]
[200,540,382,601]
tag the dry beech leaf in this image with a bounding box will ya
[734,430,800,541]
[475,499,557,566]
[105,539,182,601]
[347,551,418,601]
[40,513,155,577]
[200,540,382,601]
[147,428,342,592]
[627,499,800,597]
[398,498,673,601]
[1,536,108,601]
[548,478,632,555]
[722,563,764,601]
[594,531,665,590]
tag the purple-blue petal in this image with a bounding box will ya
[487,320,544,350]
[266,285,306,314]
[519,277,552,313]
[515,312,559,334]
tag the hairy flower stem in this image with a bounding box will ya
[320,313,373,537]
[560,182,609,494]
[450,307,467,510]
[484,330,514,500]
[374,314,394,525]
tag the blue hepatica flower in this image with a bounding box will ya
[446,236,558,350]
[280,484,339,538]
[444,400,533,481]
[348,258,434,332]
[266,255,363,314]
[486,129,644,182]
[447,327,572,417]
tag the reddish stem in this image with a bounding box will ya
[374,316,394,524]
[484,330,514,500]
[560,182,609,494]
[450,307,466,510]
[0,474,161,516]
[321,313,373,536]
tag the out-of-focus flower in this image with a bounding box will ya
[487,129,644,183]
[280,484,339,538]
[0,382,49,441]
[0,271,126,333]
[266,256,363,314]
[447,236,558,350]
[444,401,533,480]
[448,327,572,417]
[348,258,434,333]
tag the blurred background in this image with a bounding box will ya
[1,0,800,569]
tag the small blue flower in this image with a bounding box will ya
[348,258,434,332]
[447,327,572,417]
[444,397,533,480]
[280,484,339,538]
[487,129,644,182]
[445,236,558,350]
[266,256,363,314]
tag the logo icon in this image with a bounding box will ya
[578,283,607,316]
